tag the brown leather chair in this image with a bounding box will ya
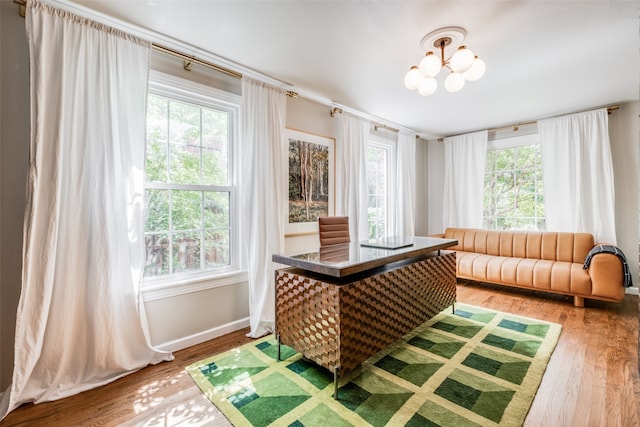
[318,216,350,246]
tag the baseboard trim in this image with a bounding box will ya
[625,287,639,296]
[155,317,250,352]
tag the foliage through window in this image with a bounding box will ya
[483,135,545,231]
[144,87,236,278]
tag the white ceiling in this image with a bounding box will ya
[71,0,639,137]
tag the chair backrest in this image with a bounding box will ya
[318,216,350,246]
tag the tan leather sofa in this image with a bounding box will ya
[442,228,625,307]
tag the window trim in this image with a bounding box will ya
[142,71,244,294]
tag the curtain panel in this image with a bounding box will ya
[1,1,172,419]
[396,132,416,236]
[442,130,488,229]
[538,108,617,244]
[335,112,370,242]
[240,77,287,338]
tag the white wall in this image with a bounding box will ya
[422,101,640,290]
[0,1,30,391]
[426,139,445,234]
[608,101,640,289]
[414,138,429,236]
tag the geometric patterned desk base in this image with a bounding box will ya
[275,252,456,397]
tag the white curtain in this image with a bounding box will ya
[442,130,488,229]
[240,77,287,338]
[335,112,370,242]
[396,132,416,236]
[0,2,172,419]
[538,108,616,244]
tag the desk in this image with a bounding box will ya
[272,236,457,397]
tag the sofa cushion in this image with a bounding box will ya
[455,251,592,295]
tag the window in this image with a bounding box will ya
[143,73,240,281]
[367,137,395,239]
[483,134,545,231]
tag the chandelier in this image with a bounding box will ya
[404,26,486,96]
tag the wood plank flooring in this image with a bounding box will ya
[1,281,638,427]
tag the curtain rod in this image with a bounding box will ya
[436,105,619,142]
[13,0,299,98]
[330,107,402,134]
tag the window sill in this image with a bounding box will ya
[141,269,248,302]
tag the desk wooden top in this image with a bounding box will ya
[272,236,457,278]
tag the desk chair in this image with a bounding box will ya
[318,216,350,246]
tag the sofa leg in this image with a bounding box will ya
[574,296,584,307]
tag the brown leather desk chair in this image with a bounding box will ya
[318,216,350,246]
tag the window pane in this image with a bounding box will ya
[145,189,169,232]
[170,143,201,185]
[205,230,229,267]
[144,233,169,276]
[201,148,224,185]
[202,109,229,185]
[146,95,168,182]
[172,231,201,272]
[204,192,230,229]
[172,190,202,231]
[169,100,200,146]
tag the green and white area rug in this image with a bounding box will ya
[186,304,561,427]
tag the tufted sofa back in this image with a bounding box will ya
[443,228,594,263]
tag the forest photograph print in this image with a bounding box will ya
[285,129,334,235]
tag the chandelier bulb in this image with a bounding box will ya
[464,56,486,81]
[450,45,475,73]
[419,52,442,78]
[418,77,437,96]
[404,66,423,90]
[444,72,465,93]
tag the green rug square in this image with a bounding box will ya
[431,315,484,338]
[374,346,444,386]
[256,339,297,360]
[499,316,551,338]
[229,371,311,426]
[462,346,531,384]
[286,358,333,389]
[338,370,413,427]
[408,329,466,359]
[198,349,269,395]
[408,399,484,427]
[482,328,543,357]
[289,403,353,427]
[453,306,497,324]
[435,369,516,423]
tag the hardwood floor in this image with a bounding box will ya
[1,282,638,427]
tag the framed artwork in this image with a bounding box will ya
[284,128,335,236]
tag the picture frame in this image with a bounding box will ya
[284,128,335,236]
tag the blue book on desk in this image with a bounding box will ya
[361,236,414,250]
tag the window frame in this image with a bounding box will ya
[367,134,397,239]
[142,71,245,296]
[483,132,544,231]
